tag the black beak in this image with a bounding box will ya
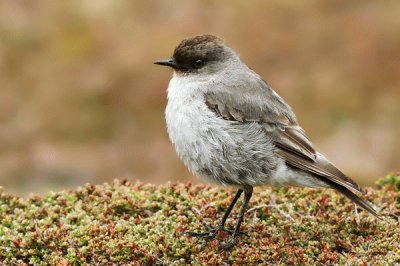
[154,58,179,68]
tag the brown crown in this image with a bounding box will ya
[172,35,225,63]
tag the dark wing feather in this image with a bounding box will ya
[275,149,363,194]
[273,126,317,161]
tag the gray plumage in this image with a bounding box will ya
[155,35,380,248]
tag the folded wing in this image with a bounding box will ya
[204,74,380,218]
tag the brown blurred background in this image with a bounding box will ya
[0,1,399,196]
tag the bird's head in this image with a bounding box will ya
[154,34,237,75]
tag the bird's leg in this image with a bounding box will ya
[187,189,243,240]
[219,187,253,250]
[217,189,244,228]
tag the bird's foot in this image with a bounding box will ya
[186,222,225,240]
[186,222,248,248]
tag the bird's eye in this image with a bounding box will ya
[194,59,204,67]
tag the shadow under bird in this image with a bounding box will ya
[154,34,380,250]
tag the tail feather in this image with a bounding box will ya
[275,143,381,219]
[326,179,382,220]
[276,149,363,195]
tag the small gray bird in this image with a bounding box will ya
[154,34,380,249]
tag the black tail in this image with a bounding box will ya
[328,180,382,220]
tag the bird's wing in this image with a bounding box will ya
[204,75,363,195]
[204,78,383,218]
[204,71,382,217]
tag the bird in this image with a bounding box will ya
[154,34,380,250]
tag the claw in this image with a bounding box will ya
[186,223,222,240]
[186,222,248,245]
[220,228,249,237]
[218,237,238,250]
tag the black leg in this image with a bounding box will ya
[187,189,243,239]
[218,189,243,227]
[219,187,253,250]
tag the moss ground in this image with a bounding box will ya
[0,174,399,265]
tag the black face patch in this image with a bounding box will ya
[172,35,226,72]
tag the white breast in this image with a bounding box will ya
[166,74,217,168]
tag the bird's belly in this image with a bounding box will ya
[165,100,277,187]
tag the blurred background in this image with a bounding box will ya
[0,1,399,196]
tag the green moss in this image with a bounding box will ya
[377,172,400,192]
[0,175,399,265]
